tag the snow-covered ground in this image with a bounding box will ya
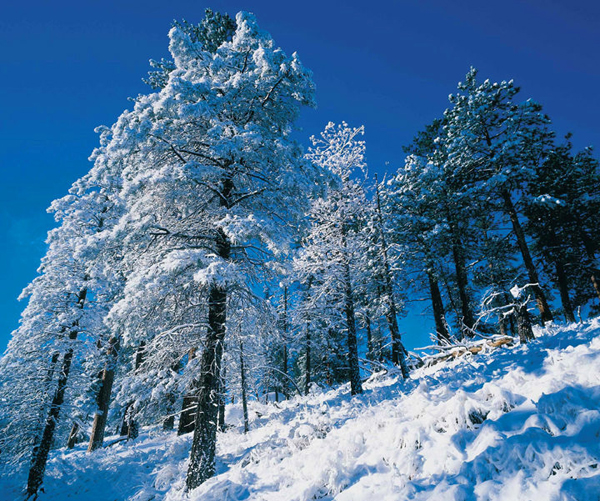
[3,320,600,500]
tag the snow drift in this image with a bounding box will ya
[3,319,600,500]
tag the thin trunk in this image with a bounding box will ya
[177,347,198,436]
[365,315,373,360]
[217,364,226,433]
[503,292,517,336]
[88,337,119,452]
[185,226,230,491]
[281,286,289,398]
[427,269,449,344]
[440,266,462,332]
[502,190,553,324]
[27,338,75,497]
[342,256,363,395]
[121,342,146,436]
[27,287,87,498]
[119,403,132,436]
[304,323,311,396]
[239,340,249,434]
[450,235,475,337]
[66,422,79,449]
[552,259,575,323]
[375,178,408,376]
[163,353,181,431]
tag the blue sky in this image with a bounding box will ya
[1,0,599,352]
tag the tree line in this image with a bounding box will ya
[0,9,598,499]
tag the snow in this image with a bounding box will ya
[3,320,600,500]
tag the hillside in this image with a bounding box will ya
[2,320,600,500]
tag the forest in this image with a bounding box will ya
[1,9,599,500]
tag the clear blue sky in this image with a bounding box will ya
[1,0,599,352]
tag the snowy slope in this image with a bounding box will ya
[3,320,600,501]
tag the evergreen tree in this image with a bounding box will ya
[444,68,555,325]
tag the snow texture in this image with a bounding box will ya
[3,320,600,500]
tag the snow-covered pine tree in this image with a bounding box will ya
[443,68,555,325]
[94,10,318,490]
[0,132,124,496]
[525,136,600,318]
[389,117,481,339]
[293,122,374,395]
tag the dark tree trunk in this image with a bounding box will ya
[281,286,289,398]
[45,352,60,386]
[27,287,87,498]
[177,347,199,436]
[554,259,575,323]
[304,322,311,396]
[239,340,249,434]
[365,315,373,360]
[121,342,146,436]
[498,316,507,337]
[576,227,600,302]
[27,337,76,497]
[163,397,176,431]
[517,304,535,343]
[375,180,409,376]
[217,364,226,433]
[343,259,363,395]
[177,396,197,435]
[119,403,132,436]
[66,422,79,449]
[163,353,181,431]
[501,190,553,324]
[185,227,230,491]
[134,341,145,369]
[427,269,450,344]
[504,292,517,336]
[88,337,119,452]
[450,236,475,337]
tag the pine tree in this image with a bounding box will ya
[293,122,372,395]
[444,68,555,325]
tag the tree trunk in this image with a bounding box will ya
[304,322,311,396]
[517,304,535,343]
[498,316,507,337]
[239,340,249,434]
[501,190,553,324]
[365,314,373,360]
[27,338,76,497]
[554,259,575,323]
[217,364,226,433]
[450,236,475,337]
[121,342,146,436]
[177,347,198,436]
[88,337,119,452]
[281,286,289,398]
[44,352,60,387]
[576,226,600,302]
[343,259,363,395]
[163,397,176,431]
[66,422,79,449]
[427,269,450,344]
[375,179,409,376]
[27,287,87,498]
[504,292,517,336]
[185,227,230,491]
